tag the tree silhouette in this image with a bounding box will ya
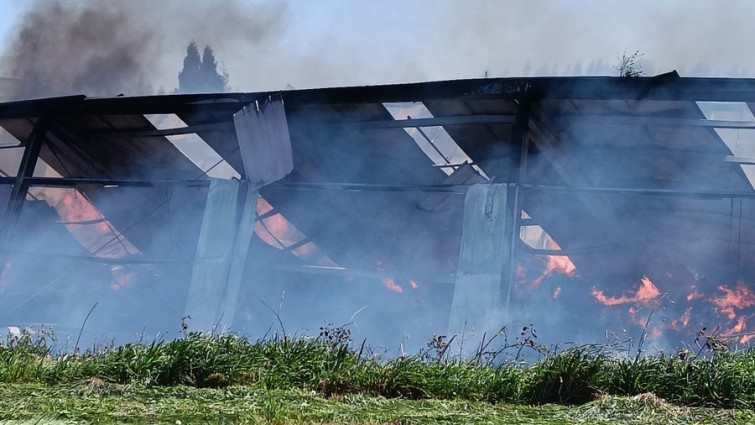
[177,42,228,93]
[177,42,202,93]
[199,46,228,93]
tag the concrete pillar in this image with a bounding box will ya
[447,183,512,341]
[184,179,256,331]
[184,97,294,331]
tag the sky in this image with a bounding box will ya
[1,1,755,95]
[0,2,22,49]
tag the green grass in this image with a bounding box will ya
[0,329,753,423]
[0,383,752,424]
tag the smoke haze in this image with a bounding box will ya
[4,1,755,98]
[0,0,753,355]
[0,0,287,99]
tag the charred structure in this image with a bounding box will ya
[0,75,753,349]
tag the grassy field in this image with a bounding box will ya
[0,329,753,423]
[2,383,753,424]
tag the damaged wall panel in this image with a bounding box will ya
[184,179,256,330]
[234,99,293,187]
[186,99,294,330]
[447,183,510,339]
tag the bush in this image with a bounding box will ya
[525,347,607,405]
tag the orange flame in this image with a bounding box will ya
[255,197,293,248]
[110,266,134,291]
[720,316,753,344]
[681,307,692,328]
[591,276,661,307]
[553,286,562,299]
[531,238,577,289]
[708,282,754,344]
[29,187,139,258]
[667,307,693,331]
[382,278,404,293]
[57,191,110,233]
[686,289,703,302]
[709,282,755,320]
[255,196,335,266]
[33,188,140,290]
[722,316,746,334]
[545,255,577,276]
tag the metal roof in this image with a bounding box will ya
[1,75,754,341]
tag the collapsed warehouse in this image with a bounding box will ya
[0,74,753,350]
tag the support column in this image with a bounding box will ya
[447,183,510,338]
[0,118,47,268]
[446,99,531,343]
[184,97,293,331]
[184,179,256,330]
[503,100,531,316]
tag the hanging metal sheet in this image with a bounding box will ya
[233,99,293,187]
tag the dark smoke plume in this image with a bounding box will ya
[1,0,287,99]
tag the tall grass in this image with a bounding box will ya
[1,328,752,408]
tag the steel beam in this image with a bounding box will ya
[0,116,47,264]
[0,176,212,188]
[247,263,455,284]
[88,122,234,138]
[520,183,755,199]
[546,115,755,129]
[725,155,755,165]
[8,177,748,199]
[89,115,516,139]
[266,182,469,193]
[503,99,531,315]
[308,114,516,130]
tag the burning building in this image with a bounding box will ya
[0,73,753,350]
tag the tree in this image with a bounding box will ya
[177,42,202,93]
[177,42,228,93]
[199,46,228,93]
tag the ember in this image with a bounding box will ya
[382,278,404,293]
[552,286,562,299]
